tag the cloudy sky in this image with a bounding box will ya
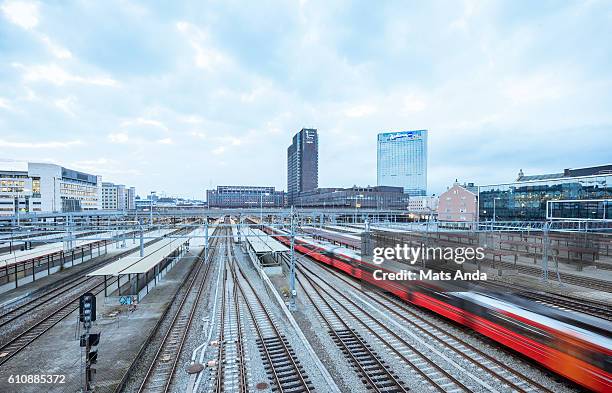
[1,0,611,199]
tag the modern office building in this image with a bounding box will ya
[287,128,318,206]
[0,162,41,216]
[479,164,612,221]
[0,161,103,214]
[207,186,286,208]
[102,183,135,210]
[377,130,427,196]
[102,182,123,210]
[292,185,409,210]
[438,182,478,222]
[28,163,102,212]
[126,186,136,210]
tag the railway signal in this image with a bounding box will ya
[79,292,99,393]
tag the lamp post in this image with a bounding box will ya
[149,191,155,226]
[492,197,501,230]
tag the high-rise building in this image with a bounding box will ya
[287,128,318,205]
[377,130,427,196]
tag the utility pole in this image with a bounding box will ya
[204,217,209,262]
[289,206,297,311]
[139,219,144,257]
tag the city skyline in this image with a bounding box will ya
[1,1,611,198]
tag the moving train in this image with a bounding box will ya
[255,221,612,392]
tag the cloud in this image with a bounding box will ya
[176,21,230,71]
[120,117,168,131]
[344,104,377,118]
[156,137,173,144]
[12,63,119,86]
[1,0,39,30]
[40,35,72,59]
[0,1,610,197]
[108,133,129,143]
[0,139,82,148]
[54,96,77,117]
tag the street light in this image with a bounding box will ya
[149,191,156,226]
[492,197,501,229]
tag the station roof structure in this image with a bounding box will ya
[242,226,288,254]
[87,236,185,276]
[0,231,116,268]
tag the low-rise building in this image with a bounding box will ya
[293,185,409,209]
[408,195,438,213]
[207,186,285,208]
[438,181,478,222]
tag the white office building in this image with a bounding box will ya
[28,163,102,212]
[102,183,136,210]
[408,195,438,213]
[0,162,42,216]
[377,130,427,196]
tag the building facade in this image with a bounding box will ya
[126,187,136,210]
[479,165,612,221]
[207,186,286,208]
[293,186,409,210]
[377,130,427,196]
[0,163,41,216]
[287,128,318,206]
[28,163,102,212]
[408,195,439,213]
[438,182,478,222]
[101,183,135,210]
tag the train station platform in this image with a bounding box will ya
[87,233,192,302]
[0,232,123,293]
[241,226,287,274]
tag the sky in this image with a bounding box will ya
[1,0,611,199]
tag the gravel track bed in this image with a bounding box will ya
[300,256,581,393]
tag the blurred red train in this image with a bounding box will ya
[256,222,612,392]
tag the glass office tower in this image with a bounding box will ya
[377,130,427,196]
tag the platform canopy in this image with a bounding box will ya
[87,237,184,276]
[242,226,288,254]
[0,231,116,268]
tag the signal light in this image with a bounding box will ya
[79,293,97,322]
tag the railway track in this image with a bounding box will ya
[0,227,192,367]
[228,239,313,393]
[515,291,611,320]
[502,262,612,292]
[482,281,612,321]
[136,230,218,393]
[213,235,248,393]
[297,258,555,393]
[0,275,118,366]
[0,226,185,323]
